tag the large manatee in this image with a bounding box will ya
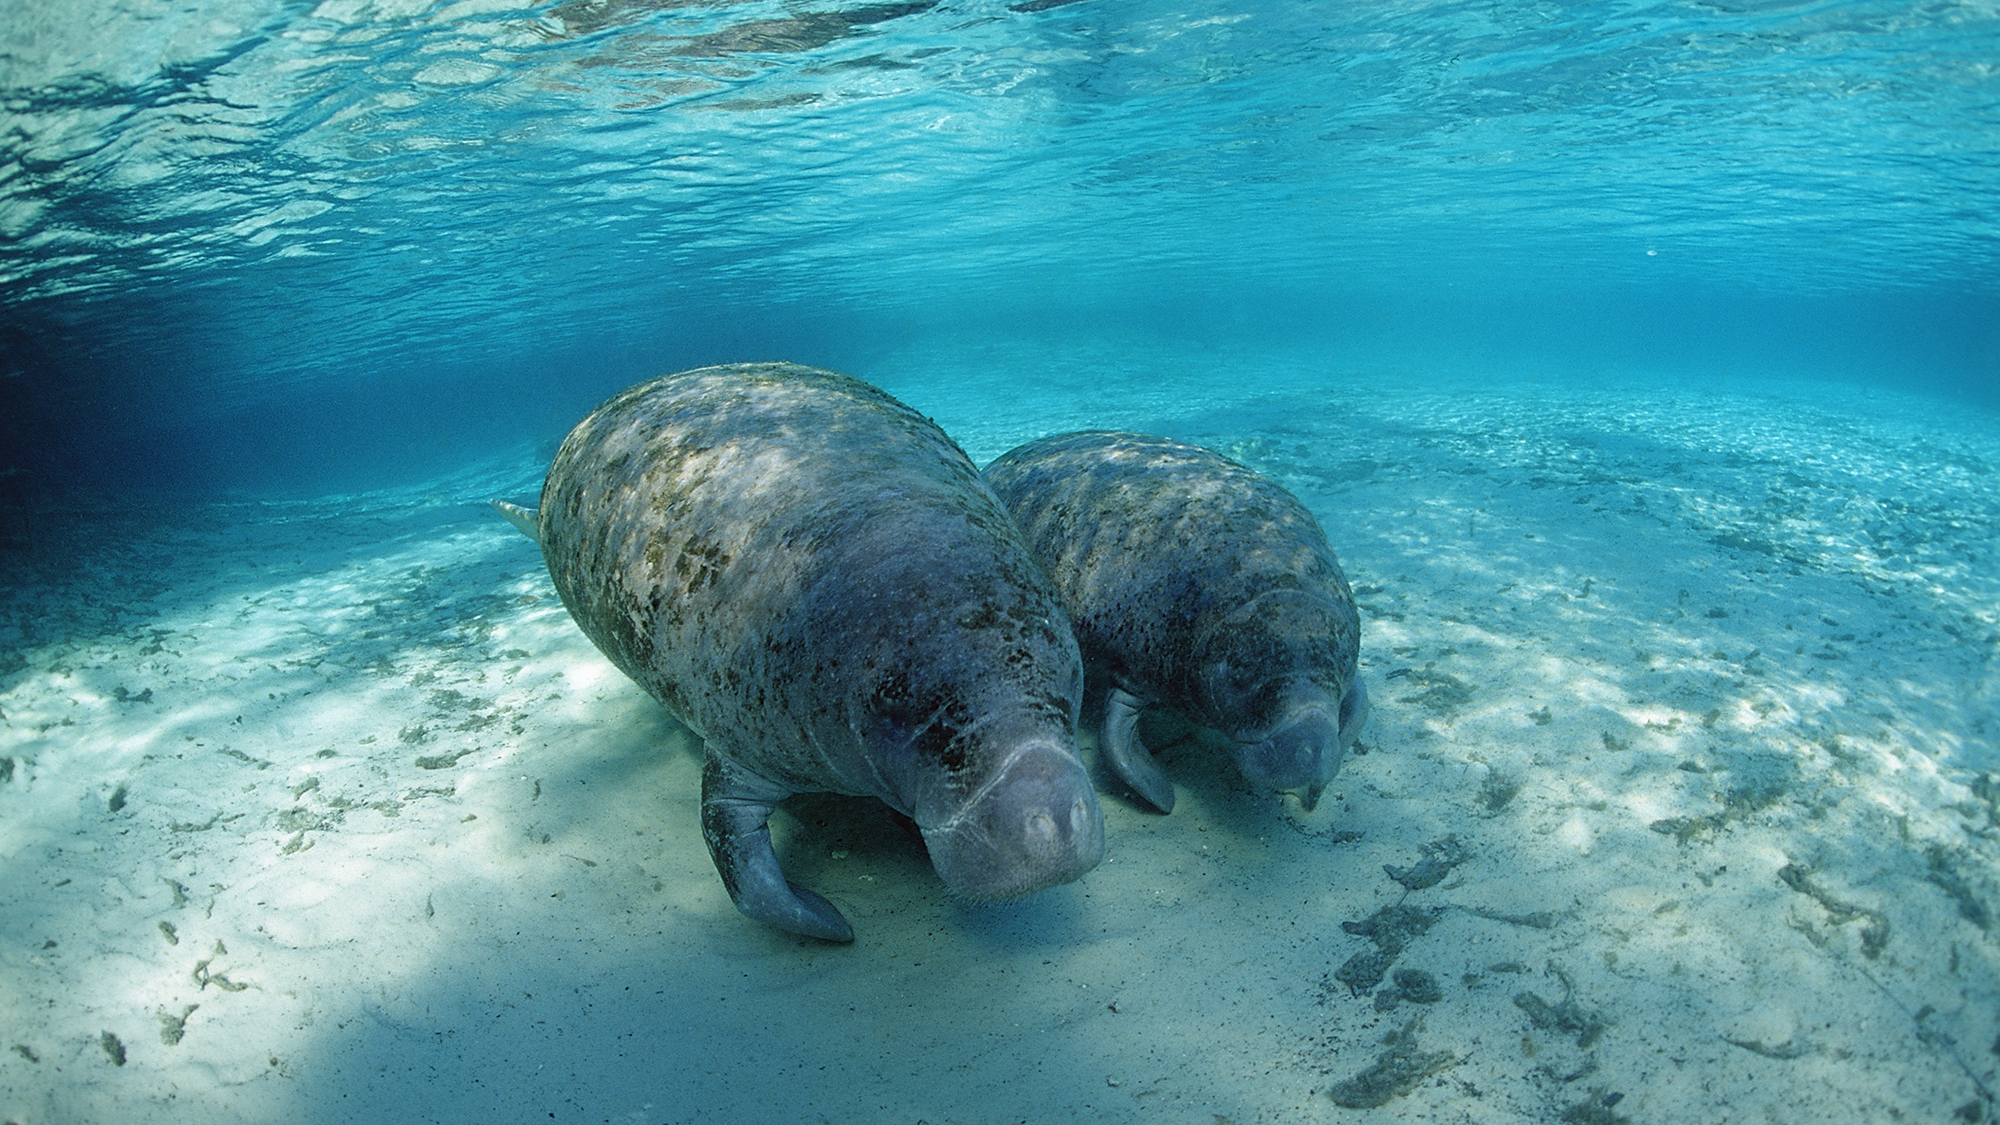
[984,430,1368,814]
[494,363,1103,942]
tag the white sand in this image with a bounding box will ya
[2,357,1995,1124]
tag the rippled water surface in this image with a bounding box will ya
[1,0,1995,489]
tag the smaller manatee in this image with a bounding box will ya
[985,431,1368,813]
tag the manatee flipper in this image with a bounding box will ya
[1339,678,1371,753]
[699,754,855,943]
[490,498,540,540]
[1102,685,1175,813]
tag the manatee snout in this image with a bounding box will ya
[924,741,1105,901]
[1235,701,1340,807]
[1231,678,1371,812]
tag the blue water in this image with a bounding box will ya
[1,0,1995,492]
[5,5,2000,1121]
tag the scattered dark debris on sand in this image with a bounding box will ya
[1385,836,1470,890]
[1561,1089,1632,1125]
[413,747,478,770]
[1375,968,1444,1010]
[1335,903,1445,995]
[1478,770,1523,815]
[1514,965,1609,1050]
[1777,863,1891,960]
[1395,668,1476,718]
[1924,843,1995,931]
[1724,1033,1812,1060]
[1332,837,1481,996]
[157,1003,199,1046]
[1325,1016,1457,1108]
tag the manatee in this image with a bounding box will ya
[984,430,1368,814]
[494,363,1103,942]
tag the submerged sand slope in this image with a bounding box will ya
[0,374,1994,1124]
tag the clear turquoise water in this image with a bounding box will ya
[1,0,1996,491]
[3,8,2000,1120]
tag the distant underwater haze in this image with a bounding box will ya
[0,0,1996,492]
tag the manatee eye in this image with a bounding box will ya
[864,674,921,753]
[1209,662,1291,733]
[1212,662,1258,707]
[1247,681,1289,730]
[913,713,965,767]
[865,674,970,771]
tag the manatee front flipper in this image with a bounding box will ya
[1102,686,1175,813]
[699,754,855,943]
[1339,678,1371,753]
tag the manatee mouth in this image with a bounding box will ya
[1233,697,1342,811]
[1232,679,1368,811]
[1224,688,1352,808]
[921,740,1106,901]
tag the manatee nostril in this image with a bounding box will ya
[1027,811,1056,841]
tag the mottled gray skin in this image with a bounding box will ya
[495,363,1103,942]
[984,431,1368,814]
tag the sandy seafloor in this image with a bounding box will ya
[3,345,1997,1125]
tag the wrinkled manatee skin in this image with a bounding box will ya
[985,430,1367,813]
[526,363,1104,941]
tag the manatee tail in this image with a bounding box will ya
[490,498,540,541]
